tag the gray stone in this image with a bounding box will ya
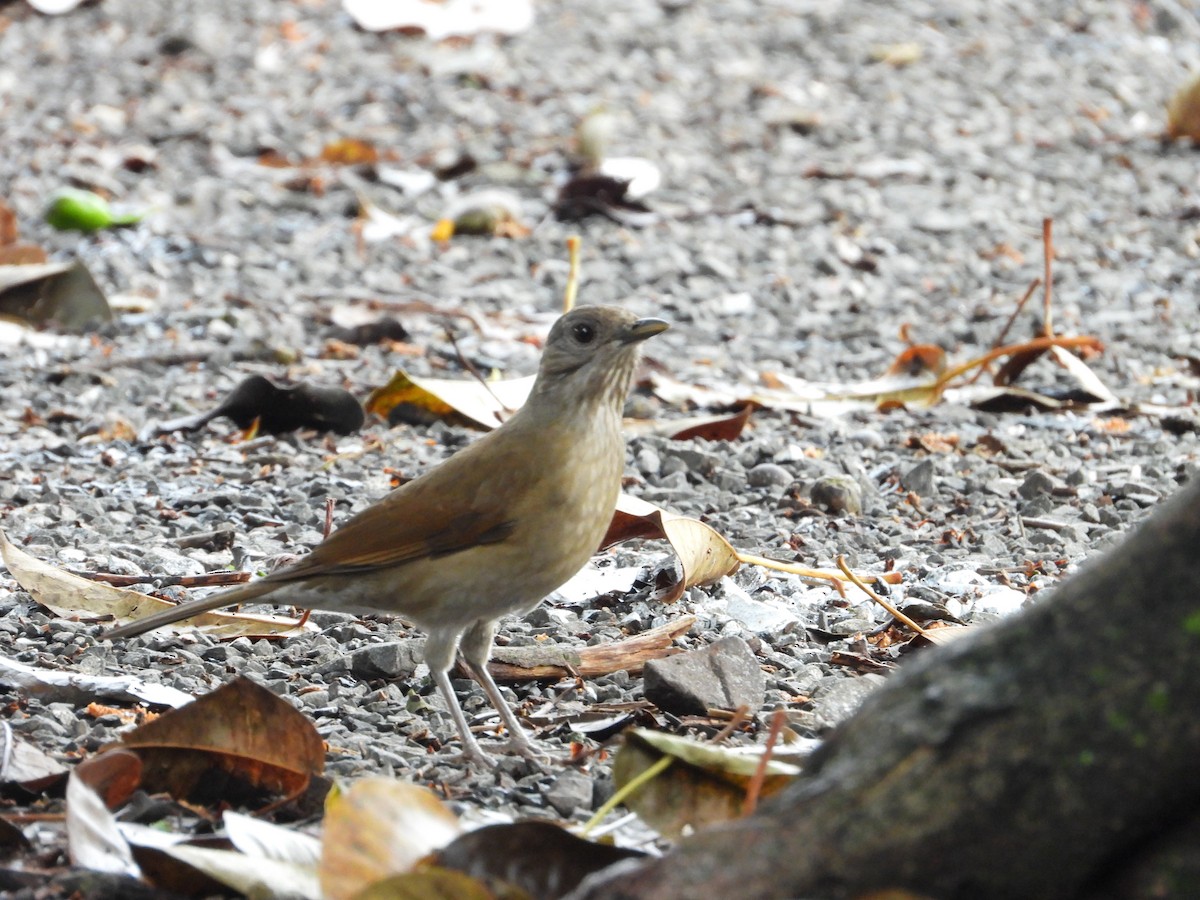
[1018,470,1056,499]
[643,636,765,716]
[811,674,887,730]
[349,640,425,680]
[810,475,863,515]
[900,460,936,496]
[545,768,595,817]
[746,462,793,488]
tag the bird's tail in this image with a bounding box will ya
[102,577,281,640]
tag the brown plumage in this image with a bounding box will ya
[104,306,668,763]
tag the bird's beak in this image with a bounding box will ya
[622,317,670,344]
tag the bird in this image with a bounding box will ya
[104,305,669,764]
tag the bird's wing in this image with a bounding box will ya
[274,445,525,579]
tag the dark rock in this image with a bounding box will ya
[900,460,936,497]
[545,768,595,816]
[643,636,765,716]
[349,640,424,680]
[810,475,863,515]
[1018,470,1056,499]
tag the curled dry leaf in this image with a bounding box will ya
[72,749,143,810]
[431,821,646,899]
[612,728,800,841]
[1167,71,1200,142]
[350,868,495,900]
[159,844,323,900]
[146,374,365,438]
[0,528,313,640]
[66,768,142,879]
[319,778,462,900]
[624,404,753,442]
[113,677,325,805]
[601,495,741,603]
[365,370,534,429]
[0,260,112,331]
[0,723,69,792]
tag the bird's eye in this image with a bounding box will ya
[571,322,596,344]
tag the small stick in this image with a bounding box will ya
[710,705,750,744]
[742,708,788,817]
[323,498,335,539]
[736,550,903,586]
[444,326,514,420]
[77,571,251,588]
[967,278,1041,385]
[1042,217,1054,337]
[837,555,926,635]
[563,235,581,313]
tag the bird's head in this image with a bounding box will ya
[531,305,669,415]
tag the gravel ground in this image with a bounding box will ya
[2,0,1200,881]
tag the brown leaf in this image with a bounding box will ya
[0,199,16,245]
[612,729,799,840]
[601,496,741,603]
[72,749,143,809]
[319,778,462,900]
[0,260,112,331]
[0,729,69,793]
[365,370,534,429]
[114,677,324,805]
[0,245,48,265]
[320,138,379,166]
[352,868,500,900]
[0,528,312,640]
[886,344,946,378]
[1167,72,1200,141]
[625,405,753,442]
[432,821,645,899]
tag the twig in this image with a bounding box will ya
[836,555,927,635]
[967,278,1041,385]
[743,708,787,817]
[444,326,515,419]
[76,571,251,588]
[710,705,750,744]
[1042,217,1054,337]
[564,235,582,312]
[323,498,335,539]
[735,550,902,588]
[484,616,694,682]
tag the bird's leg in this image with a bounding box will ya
[424,628,493,766]
[460,619,542,759]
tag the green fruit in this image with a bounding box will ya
[44,188,143,231]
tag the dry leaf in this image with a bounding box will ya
[1167,72,1200,142]
[612,728,799,840]
[319,778,462,900]
[66,769,142,878]
[0,726,69,791]
[431,821,645,898]
[0,653,193,708]
[72,750,142,809]
[625,405,753,442]
[161,844,322,900]
[114,677,325,804]
[0,528,313,639]
[353,868,496,900]
[320,138,379,166]
[601,495,741,603]
[365,370,534,429]
[342,0,533,39]
[0,260,112,331]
